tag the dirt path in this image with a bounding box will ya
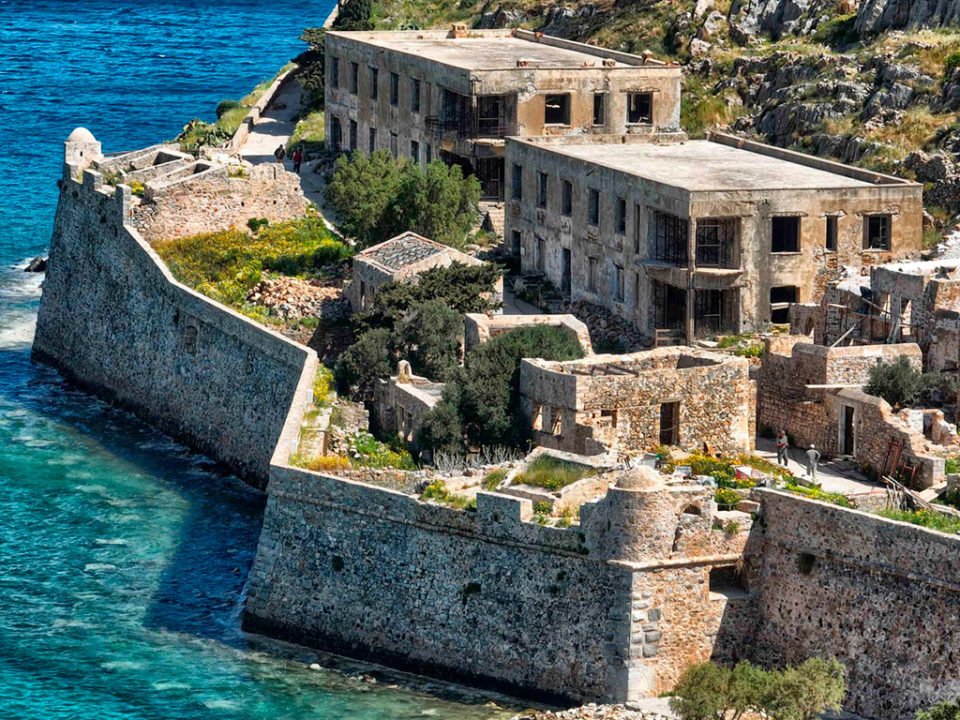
[238,80,300,164]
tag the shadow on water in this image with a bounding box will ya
[0,346,525,712]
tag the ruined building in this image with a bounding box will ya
[505,133,923,344]
[323,27,682,200]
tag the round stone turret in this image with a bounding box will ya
[64,127,102,173]
[583,466,709,562]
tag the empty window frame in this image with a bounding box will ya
[537,238,546,272]
[633,271,641,308]
[411,78,421,113]
[511,229,522,255]
[627,92,653,124]
[330,117,343,151]
[350,62,359,93]
[411,140,420,164]
[825,215,838,252]
[425,144,432,163]
[588,188,600,226]
[615,264,625,302]
[593,92,606,126]
[390,72,399,106]
[369,66,379,100]
[650,210,690,266]
[561,180,573,216]
[588,257,598,292]
[511,163,523,201]
[695,218,736,268]
[349,119,358,151]
[864,214,891,250]
[389,131,398,157]
[772,216,800,253]
[770,286,798,324]
[615,197,627,235]
[368,127,377,153]
[330,56,340,89]
[695,289,733,335]
[537,171,548,209]
[544,94,570,125]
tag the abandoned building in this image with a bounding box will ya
[519,347,754,457]
[324,27,682,200]
[792,259,960,372]
[504,132,923,344]
[463,312,593,355]
[346,231,497,311]
[373,360,444,446]
[757,335,950,489]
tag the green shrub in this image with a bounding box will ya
[346,431,416,469]
[533,500,553,514]
[946,51,960,75]
[313,365,335,406]
[733,343,764,358]
[216,99,243,118]
[420,479,470,509]
[917,699,960,720]
[864,356,955,409]
[785,482,853,508]
[878,508,960,534]
[812,14,858,48]
[715,487,741,509]
[514,456,595,491]
[945,456,960,475]
[670,662,731,720]
[334,328,395,402]
[400,300,463,380]
[482,469,507,491]
[247,217,269,233]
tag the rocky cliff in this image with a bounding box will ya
[857,0,960,36]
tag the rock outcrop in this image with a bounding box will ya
[856,0,960,36]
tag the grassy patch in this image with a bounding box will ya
[345,431,417,470]
[785,482,853,508]
[513,455,595,491]
[154,217,352,308]
[877,508,960,534]
[291,110,325,150]
[290,454,352,472]
[420,479,472,510]
[946,456,960,475]
[482,468,507,491]
[313,365,335,406]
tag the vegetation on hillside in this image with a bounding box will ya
[670,658,846,720]
[325,150,482,249]
[877,508,960,535]
[154,216,351,309]
[917,699,960,720]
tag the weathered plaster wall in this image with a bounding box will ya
[752,490,960,718]
[33,166,317,486]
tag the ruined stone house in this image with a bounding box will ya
[373,360,444,445]
[324,27,682,201]
[519,346,754,457]
[505,132,923,344]
[346,231,497,311]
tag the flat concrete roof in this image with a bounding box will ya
[328,34,631,71]
[525,140,881,192]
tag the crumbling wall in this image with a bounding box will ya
[131,162,310,243]
[373,363,443,442]
[463,312,593,355]
[752,489,960,718]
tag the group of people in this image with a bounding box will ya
[273,143,304,173]
[775,429,821,481]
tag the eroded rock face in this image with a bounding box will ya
[856,0,960,37]
[729,0,844,40]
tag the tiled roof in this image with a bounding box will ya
[360,233,444,272]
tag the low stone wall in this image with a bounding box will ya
[227,67,296,153]
[33,166,318,486]
[464,312,594,355]
[752,489,960,718]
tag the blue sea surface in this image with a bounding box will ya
[0,2,506,718]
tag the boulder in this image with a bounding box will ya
[24,256,46,273]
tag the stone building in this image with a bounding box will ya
[792,259,960,372]
[324,27,683,200]
[505,132,923,344]
[463,312,593,355]
[757,335,948,487]
[373,360,444,444]
[519,347,753,456]
[346,231,497,311]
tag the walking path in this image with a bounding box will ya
[753,436,885,500]
[238,80,300,164]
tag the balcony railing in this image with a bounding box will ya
[425,115,515,140]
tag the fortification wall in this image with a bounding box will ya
[752,490,960,718]
[33,168,317,486]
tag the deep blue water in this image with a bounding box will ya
[0,3,507,718]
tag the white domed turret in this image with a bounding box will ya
[64,127,102,173]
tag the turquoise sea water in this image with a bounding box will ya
[0,3,509,718]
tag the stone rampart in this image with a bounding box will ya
[752,489,960,718]
[33,165,318,486]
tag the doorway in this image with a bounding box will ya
[840,405,855,456]
[659,402,679,446]
[562,249,571,294]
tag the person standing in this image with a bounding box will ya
[775,429,790,467]
[806,444,821,482]
[274,143,286,163]
[292,146,304,174]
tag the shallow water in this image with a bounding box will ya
[0,2,511,717]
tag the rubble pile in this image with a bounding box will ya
[564,300,647,352]
[247,276,349,322]
[512,705,672,720]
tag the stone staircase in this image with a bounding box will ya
[479,200,505,241]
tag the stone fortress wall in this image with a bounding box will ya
[751,489,960,719]
[33,132,318,487]
[33,129,960,718]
